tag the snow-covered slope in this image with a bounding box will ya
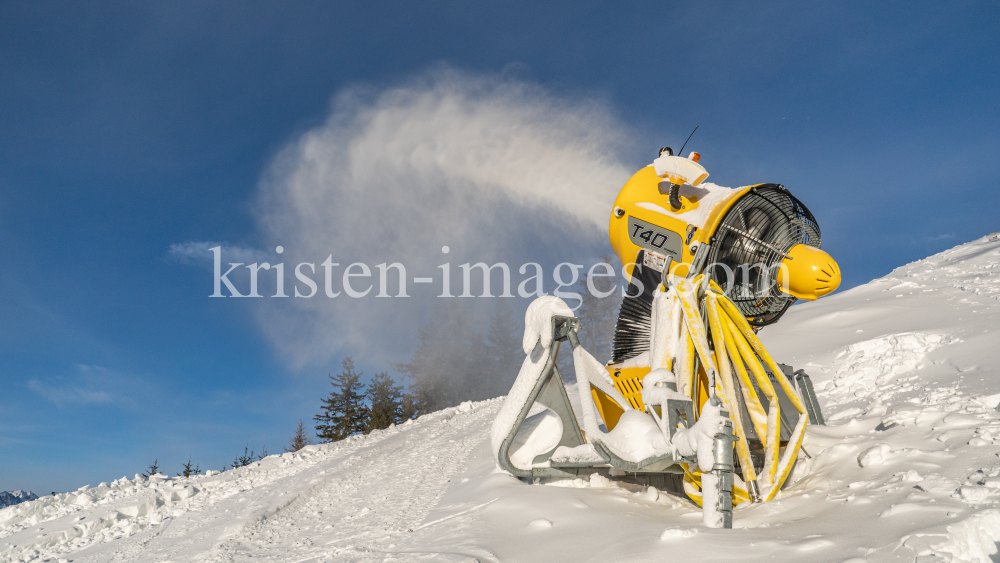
[3,233,1000,563]
[0,493,36,511]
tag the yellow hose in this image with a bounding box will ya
[704,293,758,486]
[668,277,807,505]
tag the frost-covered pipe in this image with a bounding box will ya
[703,416,735,529]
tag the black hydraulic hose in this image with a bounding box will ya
[669,182,682,210]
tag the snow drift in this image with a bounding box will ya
[0,492,36,511]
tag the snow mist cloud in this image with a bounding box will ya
[251,69,636,368]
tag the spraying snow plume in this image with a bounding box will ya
[253,69,636,367]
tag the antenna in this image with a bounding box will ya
[678,125,699,156]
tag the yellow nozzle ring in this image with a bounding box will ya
[775,244,841,301]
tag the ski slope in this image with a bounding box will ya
[3,233,1000,563]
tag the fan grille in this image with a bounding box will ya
[704,184,821,327]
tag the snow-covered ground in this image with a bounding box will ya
[0,494,36,512]
[3,233,1000,563]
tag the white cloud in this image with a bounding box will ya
[168,241,268,269]
[247,69,638,368]
[27,365,143,408]
[28,379,112,406]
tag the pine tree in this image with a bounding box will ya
[177,457,200,477]
[394,305,487,412]
[230,444,263,468]
[142,459,160,479]
[575,255,622,365]
[366,372,403,432]
[394,322,448,413]
[284,420,313,453]
[398,392,420,423]
[315,357,370,442]
[484,300,524,398]
[393,300,528,411]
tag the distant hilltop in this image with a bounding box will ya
[0,490,38,509]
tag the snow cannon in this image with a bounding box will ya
[608,151,841,334]
[490,146,836,529]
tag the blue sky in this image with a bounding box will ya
[1,1,998,493]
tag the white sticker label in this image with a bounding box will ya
[643,251,668,272]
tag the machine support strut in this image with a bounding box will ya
[704,414,736,529]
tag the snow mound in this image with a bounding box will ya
[0,492,37,510]
[827,331,954,406]
[935,510,1000,563]
[0,402,499,563]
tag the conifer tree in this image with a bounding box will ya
[398,392,420,423]
[395,305,488,411]
[484,300,523,398]
[315,357,370,442]
[177,457,200,477]
[366,371,403,432]
[574,255,622,365]
[284,420,313,453]
[231,445,256,468]
[142,459,160,479]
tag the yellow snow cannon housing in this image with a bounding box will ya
[608,164,704,280]
[607,162,841,311]
[595,153,840,506]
